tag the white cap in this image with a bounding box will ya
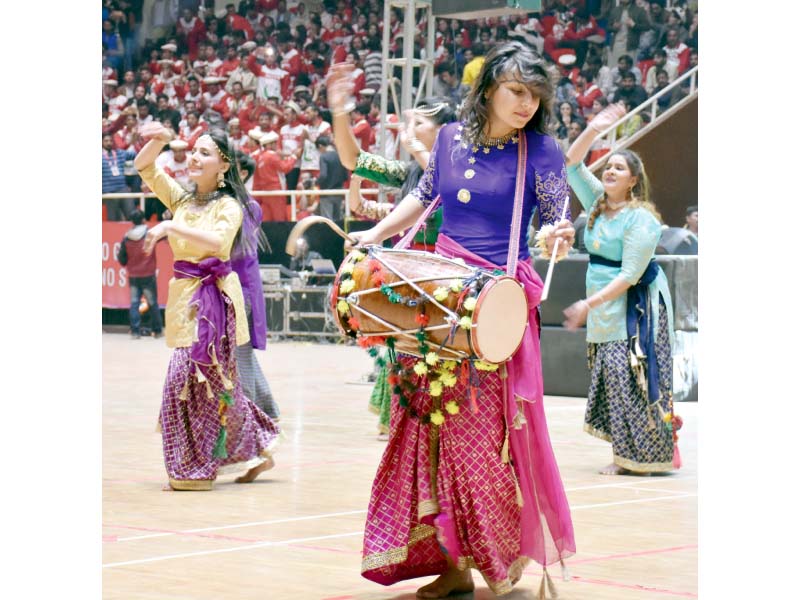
[558,54,577,66]
[228,118,240,126]
[248,128,263,140]
[240,41,257,51]
[161,43,178,52]
[203,76,222,84]
[284,100,301,114]
[260,131,280,145]
[103,79,119,86]
[169,139,189,150]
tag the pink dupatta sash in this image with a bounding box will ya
[395,128,575,567]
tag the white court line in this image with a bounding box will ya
[103,494,695,568]
[611,484,698,495]
[114,480,695,542]
[103,531,364,568]
[116,509,369,541]
[571,493,696,511]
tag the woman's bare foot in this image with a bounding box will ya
[235,455,275,483]
[416,567,474,598]
[599,463,651,476]
[599,462,627,475]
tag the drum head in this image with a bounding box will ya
[472,277,528,364]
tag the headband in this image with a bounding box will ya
[197,133,232,162]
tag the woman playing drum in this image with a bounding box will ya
[347,42,577,598]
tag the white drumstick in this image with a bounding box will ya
[540,198,570,302]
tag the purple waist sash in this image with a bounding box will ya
[173,258,233,375]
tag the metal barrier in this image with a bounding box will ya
[102,186,380,223]
[588,65,698,172]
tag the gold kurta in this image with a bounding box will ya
[138,163,249,349]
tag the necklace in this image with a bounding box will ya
[475,128,517,147]
[454,124,519,160]
[606,198,628,211]
[194,190,223,204]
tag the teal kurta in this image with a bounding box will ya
[566,162,673,345]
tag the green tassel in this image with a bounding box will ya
[212,426,228,459]
[375,357,386,368]
[386,337,395,349]
[219,391,234,407]
[368,347,379,357]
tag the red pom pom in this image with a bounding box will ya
[388,374,400,386]
[367,259,381,272]
[414,313,430,326]
[348,316,361,330]
[371,271,387,286]
[672,414,683,431]
[357,337,371,348]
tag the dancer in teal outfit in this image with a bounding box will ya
[562,103,681,475]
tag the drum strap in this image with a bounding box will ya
[396,129,528,279]
[505,130,527,278]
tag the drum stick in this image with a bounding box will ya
[540,199,570,302]
[285,216,357,256]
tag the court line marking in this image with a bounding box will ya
[103,494,695,567]
[111,509,369,542]
[102,531,365,568]
[109,482,695,542]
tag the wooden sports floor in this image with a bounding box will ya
[102,333,697,599]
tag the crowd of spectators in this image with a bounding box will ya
[102,0,699,222]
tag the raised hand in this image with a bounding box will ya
[139,121,174,143]
[589,103,626,133]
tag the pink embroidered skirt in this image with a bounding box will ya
[361,357,529,595]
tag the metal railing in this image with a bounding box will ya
[587,65,698,172]
[102,186,382,224]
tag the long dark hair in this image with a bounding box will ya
[179,129,265,253]
[400,97,458,199]
[460,41,556,142]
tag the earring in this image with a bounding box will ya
[217,171,225,188]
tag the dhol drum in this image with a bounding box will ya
[331,246,529,364]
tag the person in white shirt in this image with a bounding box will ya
[299,104,332,175]
[155,139,191,188]
[279,101,308,192]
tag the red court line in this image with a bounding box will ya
[103,524,262,543]
[568,544,697,566]
[320,584,418,600]
[568,576,697,597]
[288,543,356,555]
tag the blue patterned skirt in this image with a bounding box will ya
[584,298,675,472]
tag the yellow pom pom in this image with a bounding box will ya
[339,279,356,294]
[341,263,355,275]
[351,250,366,262]
[663,413,672,423]
[433,286,449,302]
[463,296,477,312]
[458,315,472,330]
[425,352,440,366]
[441,360,458,372]
[413,362,429,376]
[336,299,350,314]
[429,380,443,397]
[440,372,457,388]
[430,410,445,426]
[450,279,464,292]
[444,400,460,415]
[474,360,499,372]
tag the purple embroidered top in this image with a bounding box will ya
[411,121,569,266]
